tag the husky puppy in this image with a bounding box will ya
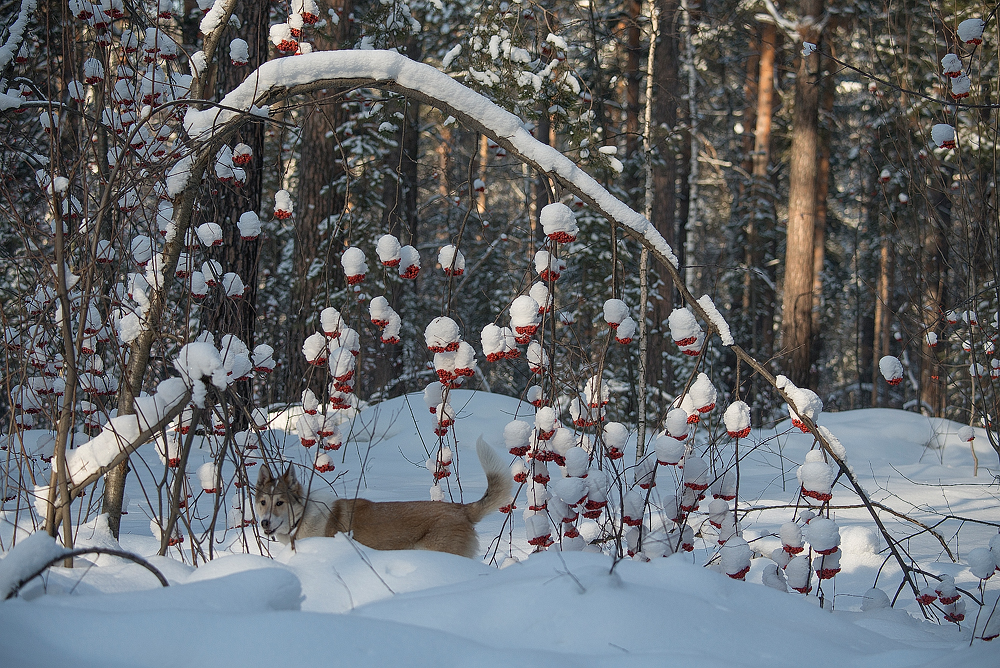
[255,437,511,558]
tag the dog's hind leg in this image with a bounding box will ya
[415,523,479,558]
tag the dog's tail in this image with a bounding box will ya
[466,436,512,524]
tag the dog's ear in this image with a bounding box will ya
[256,463,274,491]
[281,464,303,497]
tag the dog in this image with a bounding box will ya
[254,436,511,558]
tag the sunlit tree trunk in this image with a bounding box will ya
[780,0,824,388]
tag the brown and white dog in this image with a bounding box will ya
[255,437,511,558]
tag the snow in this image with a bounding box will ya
[723,400,751,435]
[2,395,999,665]
[510,295,540,328]
[776,375,823,421]
[957,18,985,44]
[438,245,465,274]
[797,450,836,497]
[376,234,401,265]
[341,246,368,277]
[237,211,261,239]
[668,306,701,344]
[932,123,956,148]
[0,0,37,75]
[602,298,629,326]
[0,531,64,600]
[696,295,733,346]
[229,38,249,64]
[539,202,578,240]
[424,316,460,351]
[199,0,231,36]
[689,373,717,411]
[879,355,903,383]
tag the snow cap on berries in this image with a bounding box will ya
[951,74,971,99]
[785,555,812,593]
[273,189,293,218]
[682,455,709,491]
[805,517,840,554]
[319,307,343,337]
[252,344,275,372]
[197,462,219,493]
[813,549,841,579]
[584,374,609,407]
[534,250,566,281]
[879,355,903,385]
[798,450,836,501]
[941,53,963,77]
[668,307,702,345]
[197,222,223,247]
[724,400,751,438]
[376,234,402,266]
[604,422,628,449]
[665,407,689,440]
[535,406,557,434]
[780,522,804,553]
[341,246,367,284]
[654,433,685,465]
[721,536,752,579]
[398,245,420,278]
[425,316,461,352]
[932,123,956,149]
[615,317,636,344]
[369,296,393,327]
[504,420,533,455]
[957,18,985,45]
[302,332,328,365]
[423,382,443,413]
[529,282,551,313]
[481,323,505,361]
[238,211,261,239]
[270,23,298,52]
[454,341,477,376]
[510,295,541,334]
[438,245,465,275]
[603,299,629,328]
[223,272,244,298]
[564,447,589,477]
[690,373,717,413]
[540,202,579,243]
[958,425,975,443]
[526,341,548,373]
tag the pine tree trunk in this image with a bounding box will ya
[810,48,836,387]
[284,8,353,401]
[920,189,950,415]
[780,0,824,388]
[872,235,894,406]
[649,0,681,400]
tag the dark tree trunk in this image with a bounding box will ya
[780,0,824,388]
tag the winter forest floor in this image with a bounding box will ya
[1,391,998,667]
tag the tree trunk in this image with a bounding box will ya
[284,5,353,401]
[871,232,894,407]
[810,48,836,387]
[649,0,681,400]
[780,0,824,388]
[101,0,270,538]
[623,0,642,200]
[920,187,950,415]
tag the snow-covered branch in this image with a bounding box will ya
[183,50,680,268]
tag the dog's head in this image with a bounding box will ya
[255,463,304,539]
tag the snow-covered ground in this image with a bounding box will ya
[1,391,998,667]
